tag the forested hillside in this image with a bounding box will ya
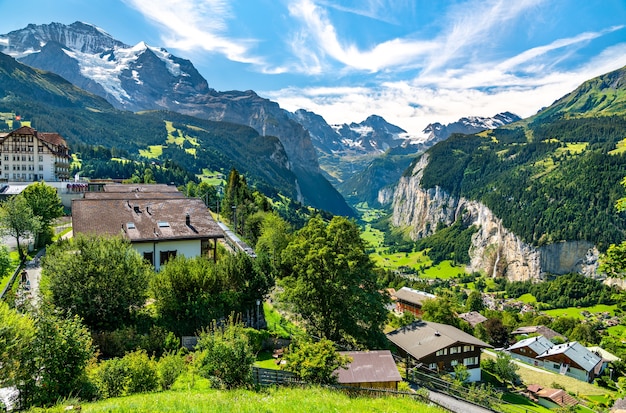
[417,114,626,250]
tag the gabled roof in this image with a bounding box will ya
[537,341,602,373]
[386,321,492,361]
[335,350,402,384]
[102,183,181,193]
[3,126,69,148]
[535,388,578,407]
[511,325,563,341]
[507,335,554,355]
[72,197,224,242]
[394,287,435,306]
[587,346,620,363]
[458,311,487,327]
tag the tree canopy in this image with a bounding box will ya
[43,234,152,331]
[279,216,388,349]
[0,194,41,262]
[21,182,64,247]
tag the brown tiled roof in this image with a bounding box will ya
[336,350,402,384]
[84,191,184,200]
[39,132,68,147]
[394,287,435,306]
[103,183,181,193]
[536,388,578,407]
[458,311,488,327]
[386,321,492,361]
[72,197,224,242]
[511,325,563,341]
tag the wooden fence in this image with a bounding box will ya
[252,367,299,386]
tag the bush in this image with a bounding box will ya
[123,350,159,394]
[195,319,255,389]
[158,351,186,390]
[92,350,159,398]
[92,358,128,398]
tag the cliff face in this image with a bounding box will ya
[392,154,599,279]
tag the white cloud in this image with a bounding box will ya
[287,0,437,73]
[122,0,262,64]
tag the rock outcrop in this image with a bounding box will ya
[392,154,599,280]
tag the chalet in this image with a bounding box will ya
[457,311,487,328]
[394,287,435,317]
[0,126,71,182]
[386,320,492,382]
[506,335,554,366]
[526,385,578,409]
[511,325,564,341]
[72,193,224,270]
[335,350,402,390]
[537,341,603,382]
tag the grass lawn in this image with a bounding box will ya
[421,260,466,279]
[543,304,617,319]
[32,381,446,413]
[263,302,302,339]
[254,351,281,370]
[517,293,537,304]
[139,145,163,159]
[500,392,552,413]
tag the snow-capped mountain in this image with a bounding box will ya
[0,21,354,216]
[420,111,522,147]
[1,22,209,111]
[293,110,411,156]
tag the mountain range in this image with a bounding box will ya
[0,21,520,214]
[0,22,353,216]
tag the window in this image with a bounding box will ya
[450,346,462,354]
[38,165,43,171]
[436,348,447,356]
[143,252,154,266]
[463,345,474,352]
[428,363,437,370]
[160,250,177,265]
[3,155,7,161]
[463,357,479,366]
[451,359,458,366]
[3,165,7,170]
[38,155,43,162]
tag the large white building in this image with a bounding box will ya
[0,126,71,182]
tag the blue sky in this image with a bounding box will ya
[1,0,626,135]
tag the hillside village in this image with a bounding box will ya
[0,121,625,413]
[1,15,626,413]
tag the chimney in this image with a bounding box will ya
[186,213,190,226]
[134,205,141,213]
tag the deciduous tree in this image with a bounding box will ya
[280,216,388,348]
[43,234,152,331]
[21,182,64,247]
[283,338,351,384]
[0,195,41,262]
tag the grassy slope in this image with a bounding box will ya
[30,385,446,413]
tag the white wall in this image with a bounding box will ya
[133,239,201,270]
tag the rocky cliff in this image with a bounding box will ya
[392,154,599,279]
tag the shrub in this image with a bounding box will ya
[195,319,255,389]
[92,358,128,398]
[92,350,159,398]
[123,350,159,394]
[158,351,186,390]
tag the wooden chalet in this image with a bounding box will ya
[386,320,491,382]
